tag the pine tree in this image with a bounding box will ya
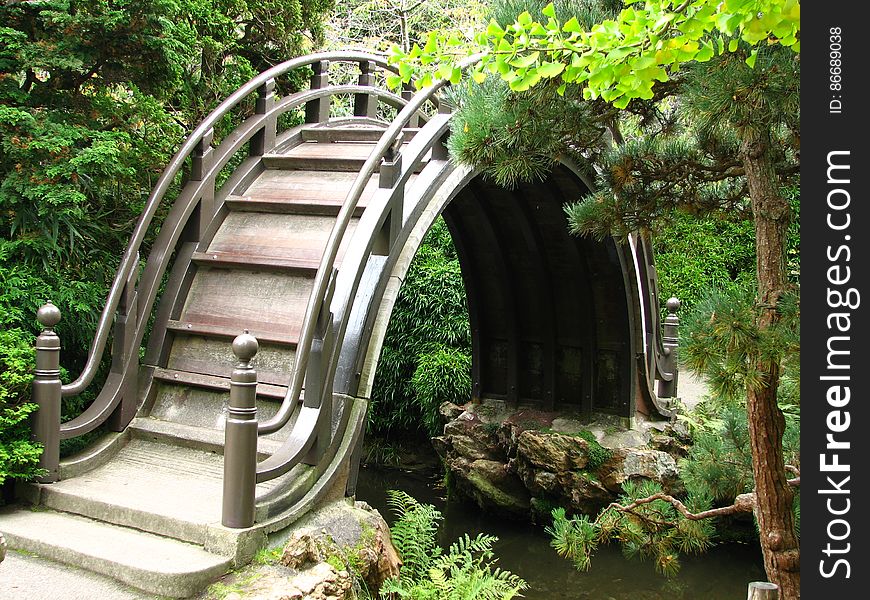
[394,0,801,595]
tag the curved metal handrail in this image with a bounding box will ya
[59,51,399,399]
[254,111,454,481]
[259,55,482,435]
[256,55,483,485]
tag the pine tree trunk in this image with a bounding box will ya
[741,127,800,599]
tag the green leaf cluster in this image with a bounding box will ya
[391,0,799,108]
[381,490,527,599]
[369,219,471,438]
[680,405,799,507]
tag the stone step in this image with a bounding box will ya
[0,507,232,598]
[128,416,286,458]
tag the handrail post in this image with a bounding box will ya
[432,101,452,161]
[747,581,778,599]
[402,84,418,128]
[304,271,336,465]
[250,78,277,156]
[376,145,403,254]
[222,331,259,528]
[656,297,680,399]
[354,60,377,118]
[107,254,139,431]
[189,128,216,240]
[305,60,330,124]
[32,303,62,483]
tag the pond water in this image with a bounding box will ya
[355,464,766,600]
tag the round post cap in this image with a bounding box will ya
[232,330,259,362]
[37,303,61,328]
[666,297,681,314]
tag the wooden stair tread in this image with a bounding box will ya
[203,211,359,266]
[192,251,319,274]
[152,367,289,400]
[167,320,299,346]
[300,126,419,143]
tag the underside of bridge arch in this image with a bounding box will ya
[440,165,633,416]
[344,160,639,422]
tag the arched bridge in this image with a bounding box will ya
[2,52,679,597]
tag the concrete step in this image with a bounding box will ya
[22,438,305,547]
[0,507,232,598]
[128,416,286,458]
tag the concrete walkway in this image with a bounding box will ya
[0,551,155,600]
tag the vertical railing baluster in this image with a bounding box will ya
[656,297,680,400]
[376,141,403,254]
[222,331,259,529]
[33,303,62,483]
[107,254,139,431]
[190,128,215,240]
[304,270,337,465]
[250,78,277,157]
[305,60,330,124]
[354,60,377,119]
[402,84,418,128]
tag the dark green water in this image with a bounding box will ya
[355,465,766,600]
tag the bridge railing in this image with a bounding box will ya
[249,55,483,489]
[31,51,415,482]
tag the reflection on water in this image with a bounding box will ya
[355,464,765,600]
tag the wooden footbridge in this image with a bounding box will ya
[0,52,679,597]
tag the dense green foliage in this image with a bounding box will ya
[0,0,332,480]
[369,219,471,438]
[0,329,43,484]
[380,490,526,599]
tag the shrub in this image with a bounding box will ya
[0,328,44,485]
[369,219,471,438]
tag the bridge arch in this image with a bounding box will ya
[340,161,640,420]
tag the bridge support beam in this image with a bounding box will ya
[222,332,259,529]
[32,303,62,483]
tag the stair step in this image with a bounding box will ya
[264,141,382,172]
[129,417,286,458]
[176,268,312,341]
[152,367,289,400]
[166,320,299,347]
[263,141,426,173]
[20,439,300,546]
[0,507,232,598]
[192,251,318,274]
[202,211,360,268]
[226,169,380,215]
[165,332,297,386]
[300,126,419,143]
